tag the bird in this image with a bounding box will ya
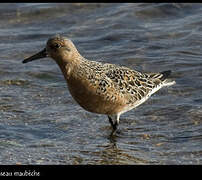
[22,35,175,135]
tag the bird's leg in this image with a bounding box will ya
[108,116,114,129]
[108,114,120,135]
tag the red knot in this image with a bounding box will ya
[22,35,176,136]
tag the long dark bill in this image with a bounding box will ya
[22,48,47,64]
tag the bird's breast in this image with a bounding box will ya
[66,75,125,115]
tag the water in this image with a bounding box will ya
[0,3,202,164]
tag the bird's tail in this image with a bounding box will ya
[160,70,176,87]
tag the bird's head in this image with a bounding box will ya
[22,35,80,65]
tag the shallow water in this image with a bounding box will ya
[0,3,202,164]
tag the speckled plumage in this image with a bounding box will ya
[22,35,176,135]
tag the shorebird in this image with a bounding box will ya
[22,35,175,135]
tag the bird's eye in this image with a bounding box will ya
[54,44,61,48]
[51,43,61,49]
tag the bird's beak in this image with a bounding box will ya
[22,48,47,64]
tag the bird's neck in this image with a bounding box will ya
[56,56,84,82]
